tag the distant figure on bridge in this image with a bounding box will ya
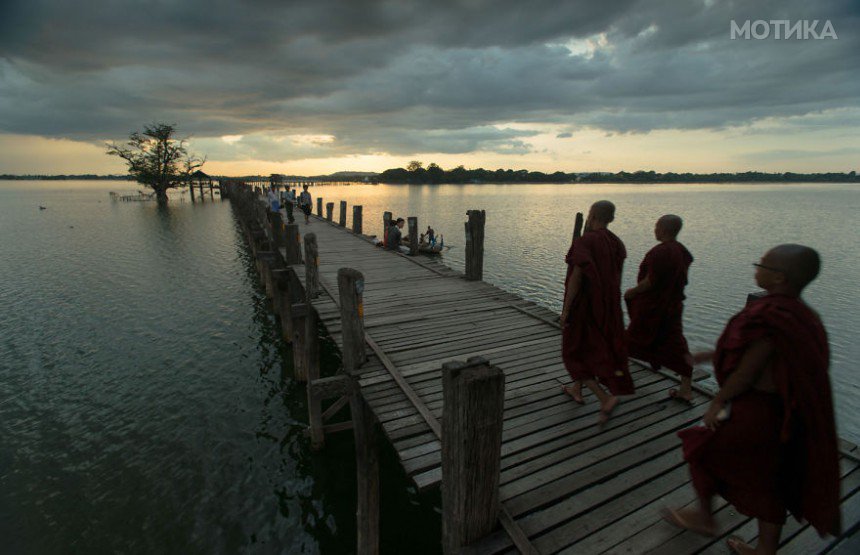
[665,244,840,554]
[386,218,409,253]
[560,200,633,425]
[298,184,312,224]
[282,185,295,223]
[624,215,694,403]
[267,184,280,213]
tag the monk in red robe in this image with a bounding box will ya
[561,200,634,423]
[663,244,841,554]
[625,215,694,402]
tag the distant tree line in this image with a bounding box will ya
[379,162,859,184]
[0,174,134,180]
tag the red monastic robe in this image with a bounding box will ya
[679,294,841,535]
[626,240,694,377]
[562,228,634,395]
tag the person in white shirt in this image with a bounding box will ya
[267,185,280,213]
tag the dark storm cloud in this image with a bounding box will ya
[0,0,858,159]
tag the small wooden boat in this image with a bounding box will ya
[418,242,444,255]
[398,238,447,255]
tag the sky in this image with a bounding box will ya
[0,0,858,176]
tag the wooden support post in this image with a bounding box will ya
[442,356,505,553]
[408,216,419,256]
[308,374,355,401]
[279,271,295,343]
[269,211,285,252]
[283,223,302,265]
[306,303,324,449]
[292,300,309,382]
[256,251,275,285]
[353,205,363,234]
[339,200,347,227]
[304,233,321,299]
[350,393,379,555]
[259,256,274,299]
[383,211,392,247]
[262,256,279,300]
[271,269,288,316]
[337,268,366,374]
[326,202,334,221]
[317,197,323,217]
[464,209,486,281]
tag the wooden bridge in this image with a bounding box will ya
[225,184,860,554]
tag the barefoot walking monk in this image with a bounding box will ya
[625,215,695,403]
[560,200,634,424]
[664,244,840,554]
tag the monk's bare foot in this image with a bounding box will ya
[660,507,717,537]
[668,389,694,406]
[726,536,760,554]
[561,384,585,404]
[598,396,619,427]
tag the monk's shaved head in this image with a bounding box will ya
[657,214,683,238]
[589,200,616,224]
[765,244,821,291]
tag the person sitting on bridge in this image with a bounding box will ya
[664,244,840,554]
[386,218,409,253]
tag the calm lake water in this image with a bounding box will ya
[1,180,858,553]
[0,181,438,554]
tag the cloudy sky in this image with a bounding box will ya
[0,0,858,175]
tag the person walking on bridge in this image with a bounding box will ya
[665,245,840,554]
[625,214,694,403]
[560,200,634,425]
[298,184,312,224]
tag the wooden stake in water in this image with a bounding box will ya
[572,211,584,240]
[383,211,392,247]
[351,393,379,555]
[408,217,419,256]
[465,210,486,281]
[442,356,504,552]
[338,268,366,374]
[353,205,363,234]
[304,233,320,299]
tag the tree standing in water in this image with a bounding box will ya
[106,123,205,205]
